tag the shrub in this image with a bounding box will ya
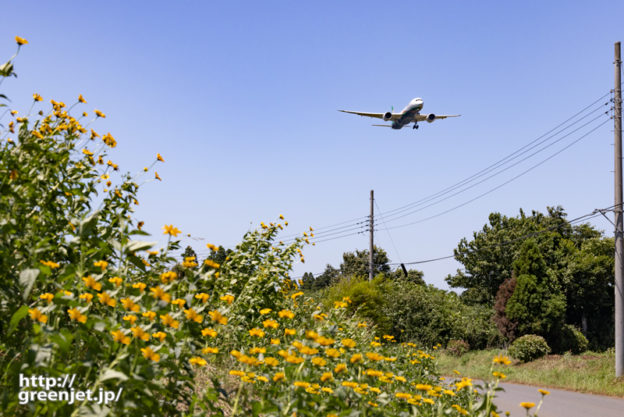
[446,339,470,356]
[508,334,551,362]
[559,324,589,354]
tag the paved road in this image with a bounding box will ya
[493,382,624,417]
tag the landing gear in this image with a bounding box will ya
[413,123,419,130]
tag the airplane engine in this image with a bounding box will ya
[426,113,436,123]
[383,112,392,121]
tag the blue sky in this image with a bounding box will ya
[2,1,623,289]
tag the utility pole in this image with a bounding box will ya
[614,41,623,378]
[369,190,374,281]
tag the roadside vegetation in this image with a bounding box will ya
[436,349,624,397]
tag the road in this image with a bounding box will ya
[493,382,624,417]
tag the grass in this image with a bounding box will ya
[436,348,624,397]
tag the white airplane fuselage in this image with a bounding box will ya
[389,97,424,129]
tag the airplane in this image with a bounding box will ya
[339,97,460,130]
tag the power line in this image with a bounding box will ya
[377,103,610,223]
[382,117,610,231]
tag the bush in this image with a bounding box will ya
[446,339,470,356]
[559,324,589,354]
[323,275,392,333]
[509,334,551,362]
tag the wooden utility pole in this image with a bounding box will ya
[369,190,374,281]
[614,41,623,378]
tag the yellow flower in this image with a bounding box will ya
[260,308,272,315]
[249,328,265,338]
[341,339,356,348]
[131,326,150,341]
[273,372,285,382]
[208,310,228,325]
[189,357,207,367]
[263,319,279,329]
[278,309,295,319]
[79,293,93,303]
[28,308,48,324]
[162,224,180,237]
[102,133,117,148]
[39,293,54,303]
[284,328,296,336]
[171,298,186,308]
[455,378,473,390]
[132,282,146,292]
[160,271,177,284]
[82,276,102,291]
[204,259,220,269]
[33,93,43,102]
[123,315,138,325]
[350,353,363,363]
[202,347,219,354]
[290,291,304,300]
[184,308,203,323]
[94,109,106,118]
[157,153,164,162]
[160,313,180,329]
[263,357,279,367]
[194,292,210,303]
[312,357,327,367]
[111,329,131,345]
[93,260,108,271]
[520,402,535,410]
[152,331,167,342]
[15,36,28,45]
[493,354,511,365]
[149,286,171,303]
[78,94,86,103]
[154,171,162,181]
[67,308,87,323]
[334,363,347,373]
[270,338,280,345]
[294,381,310,389]
[121,298,139,312]
[206,242,218,251]
[39,260,61,269]
[97,292,116,307]
[108,276,123,287]
[141,346,160,362]
[492,371,507,379]
[220,294,235,304]
[202,328,218,337]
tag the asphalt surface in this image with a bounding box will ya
[493,382,624,417]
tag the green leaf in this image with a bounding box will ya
[19,268,40,301]
[79,210,100,237]
[99,369,128,382]
[126,240,156,253]
[8,305,29,336]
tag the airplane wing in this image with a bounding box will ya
[338,110,402,121]
[414,114,461,121]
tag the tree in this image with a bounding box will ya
[505,239,567,346]
[493,275,518,341]
[339,245,390,278]
[389,267,425,285]
[561,237,614,349]
[446,206,582,305]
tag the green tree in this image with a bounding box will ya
[339,245,390,278]
[389,267,425,285]
[505,239,566,346]
[446,206,583,305]
[561,237,614,349]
